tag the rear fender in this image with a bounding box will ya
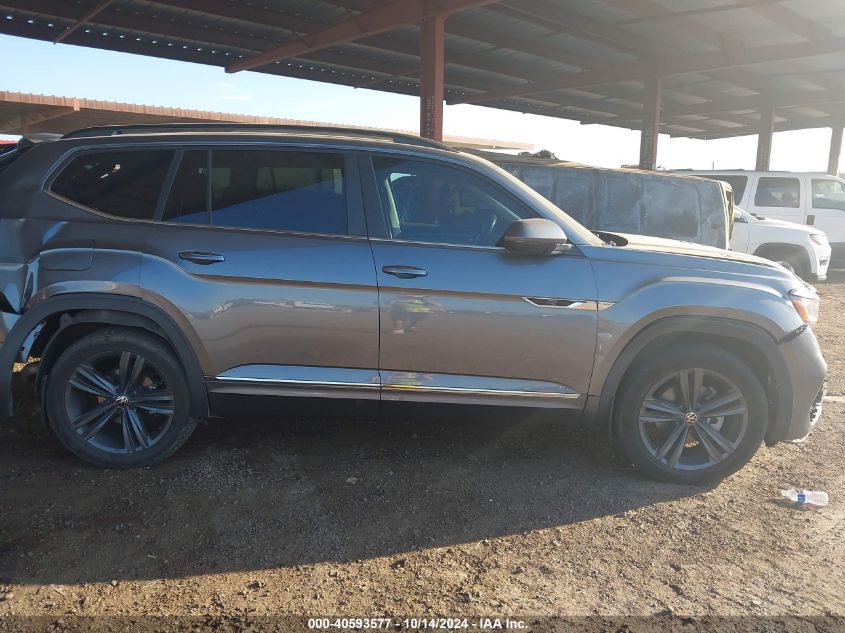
[0,294,209,419]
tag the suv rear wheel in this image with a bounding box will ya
[613,344,768,485]
[44,328,196,468]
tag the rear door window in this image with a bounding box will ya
[209,150,348,235]
[754,177,800,208]
[162,150,209,224]
[51,149,175,219]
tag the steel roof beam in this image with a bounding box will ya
[53,0,113,44]
[599,0,742,50]
[749,3,826,42]
[451,36,845,105]
[325,0,595,67]
[579,86,845,125]
[225,0,501,74]
[489,0,796,104]
[146,0,593,85]
[683,114,845,139]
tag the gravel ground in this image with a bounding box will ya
[1,273,843,631]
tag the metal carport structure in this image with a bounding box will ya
[1,0,844,172]
[0,90,532,150]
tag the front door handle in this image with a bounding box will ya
[179,250,225,265]
[382,265,428,279]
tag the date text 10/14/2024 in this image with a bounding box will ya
[307,618,528,630]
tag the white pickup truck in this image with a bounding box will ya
[730,207,831,281]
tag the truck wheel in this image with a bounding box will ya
[776,252,808,280]
[613,344,768,485]
[44,328,196,468]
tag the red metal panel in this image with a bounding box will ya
[420,13,445,141]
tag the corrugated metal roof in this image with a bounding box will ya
[0,0,843,138]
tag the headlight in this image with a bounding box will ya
[789,287,820,325]
[810,233,828,246]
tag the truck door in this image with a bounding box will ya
[748,175,804,224]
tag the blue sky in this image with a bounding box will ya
[1,34,840,172]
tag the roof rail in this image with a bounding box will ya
[16,133,62,149]
[61,123,455,151]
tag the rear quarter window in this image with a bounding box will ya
[50,149,175,220]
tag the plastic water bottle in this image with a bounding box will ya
[781,488,829,506]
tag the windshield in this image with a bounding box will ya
[459,152,603,246]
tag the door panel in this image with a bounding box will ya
[808,176,845,261]
[747,175,805,223]
[140,147,379,393]
[371,241,598,406]
[362,153,598,407]
[142,229,379,379]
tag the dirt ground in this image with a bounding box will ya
[1,274,844,631]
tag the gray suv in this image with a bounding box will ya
[0,125,827,484]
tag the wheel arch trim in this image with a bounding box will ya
[752,242,813,273]
[0,294,209,419]
[584,316,793,446]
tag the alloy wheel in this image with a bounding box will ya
[637,368,749,471]
[63,350,175,454]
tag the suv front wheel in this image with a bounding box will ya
[45,328,196,468]
[613,344,768,485]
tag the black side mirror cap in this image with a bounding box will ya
[499,218,571,255]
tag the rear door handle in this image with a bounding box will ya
[178,250,225,265]
[382,265,428,279]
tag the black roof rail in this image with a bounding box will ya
[61,123,455,151]
[15,133,62,149]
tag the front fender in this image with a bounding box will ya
[590,275,801,395]
[582,315,794,446]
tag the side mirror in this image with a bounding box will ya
[499,218,570,255]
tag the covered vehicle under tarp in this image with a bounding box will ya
[473,151,732,249]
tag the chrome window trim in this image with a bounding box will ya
[367,236,507,253]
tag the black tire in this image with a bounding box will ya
[777,252,808,280]
[44,328,196,468]
[613,344,768,485]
